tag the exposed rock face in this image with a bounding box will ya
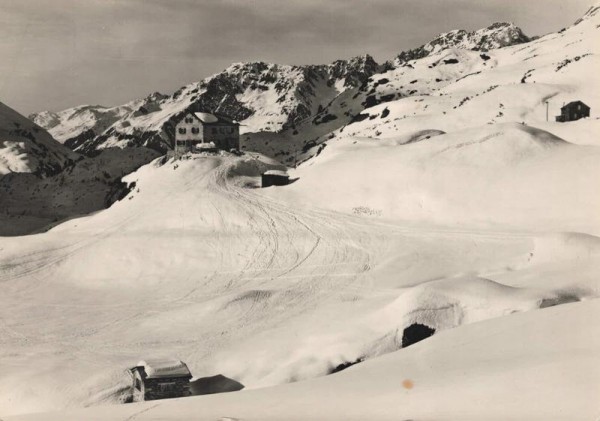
[390,22,530,65]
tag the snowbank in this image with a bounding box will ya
[8,299,599,421]
[270,123,600,234]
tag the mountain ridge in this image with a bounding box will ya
[29,21,531,157]
[1,101,77,177]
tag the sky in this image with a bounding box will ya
[0,0,593,115]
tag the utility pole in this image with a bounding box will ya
[546,101,549,122]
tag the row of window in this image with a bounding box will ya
[178,127,236,135]
[178,127,200,134]
[176,140,194,146]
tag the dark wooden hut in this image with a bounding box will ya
[128,358,192,402]
[262,170,290,188]
[556,101,590,122]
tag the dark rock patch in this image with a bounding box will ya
[539,293,580,308]
[329,357,364,374]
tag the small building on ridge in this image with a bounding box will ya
[556,101,590,122]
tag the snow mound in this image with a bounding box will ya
[271,123,599,233]
[529,232,600,265]
[366,275,582,357]
[224,154,287,180]
[423,123,570,166]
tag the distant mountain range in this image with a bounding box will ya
[29,21,532,161]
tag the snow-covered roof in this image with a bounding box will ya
[137,358,191,378]
[194,112,219,124]
[263,170,289,177]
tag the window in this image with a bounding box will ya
[157,382,176,392]
[578,104,581,110]
[185,117,193,124]
[178,128,186,134]
[191,127,200,134]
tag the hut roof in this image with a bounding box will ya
[263,170,289,177]
[562,100,590,110]
[137,358,191,379]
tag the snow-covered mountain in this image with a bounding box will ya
[3,3,600,420]
[32,92,168,151]
[388,22,530,66]
[30,55,380,155]
[1,101,76,176]
[30,22,527,159]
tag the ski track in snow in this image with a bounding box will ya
[0,157,387,414]
[0,155,558,416]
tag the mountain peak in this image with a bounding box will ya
[391,21,529,65]
[486,21,516,29]
[574,3,600,25]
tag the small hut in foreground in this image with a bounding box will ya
[128,358,192,402]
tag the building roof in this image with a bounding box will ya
[194,112,219,123]
[263,170,289,177]
[188,112,239,125]
[137,358,192,379]
[176,112,239,127]
[562,100,590,110]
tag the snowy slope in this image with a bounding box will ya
[2,4,599,420]
[274,123,600,233]
[329,5,599,145]
[0,151,598,416]
[0,101,76,176]
[9,298,599,421]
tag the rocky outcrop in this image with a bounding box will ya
[389,22,529,65]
